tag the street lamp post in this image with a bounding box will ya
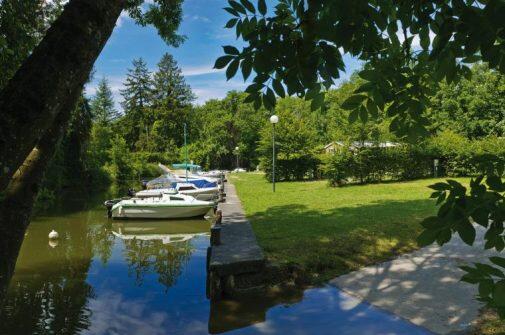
[235,146,239,170]
[269,115,279,192]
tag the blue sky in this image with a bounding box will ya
[86,0,361,109]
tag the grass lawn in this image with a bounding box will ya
[230,173,468,283]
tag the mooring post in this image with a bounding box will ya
[215,209,222,225]
[210,225,221,246]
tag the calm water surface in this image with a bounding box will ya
[0,197,432,335]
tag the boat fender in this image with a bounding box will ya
[48,230,59,240]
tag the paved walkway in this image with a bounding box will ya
[330,227,499,334]
[208,181,265,277]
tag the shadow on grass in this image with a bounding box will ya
[248,199,436,283]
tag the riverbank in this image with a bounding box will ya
[230,173,468,283]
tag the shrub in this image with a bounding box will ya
[262,154,322,182]
[427,131,505,177]
[325,144,434,186]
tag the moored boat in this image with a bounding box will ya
[111,193,215,219]
[135,182,219,201]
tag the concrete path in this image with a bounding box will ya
[330,227,499,334]
[208,181,265,277]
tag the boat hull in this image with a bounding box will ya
[112,204,213,219]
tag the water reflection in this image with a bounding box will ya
[111,221,209,289]
[0,198,433,335]
[0,204,211,335]
[0,213,94,334]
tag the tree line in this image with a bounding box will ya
[37,61,505,210]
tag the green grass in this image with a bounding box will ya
[231,173,468,283]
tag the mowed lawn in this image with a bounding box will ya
[230,173,468,283]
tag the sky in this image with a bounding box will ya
[86,0,361,109]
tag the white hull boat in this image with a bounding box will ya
[111,193,214,219]
[135,183,219,201]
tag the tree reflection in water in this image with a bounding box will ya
[122,237,193,290]
[0,201,208,335]
[0,218,95,334]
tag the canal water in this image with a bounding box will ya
[0,197,432,335]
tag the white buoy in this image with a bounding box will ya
[48,230,59,240]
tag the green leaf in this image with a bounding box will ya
[420,216,441,229]
[419,27,430,50]
[358,70,379,82]
[241,57,253,80]
[225,18,238,28]
[476,263,505,278]
[258,0,267,15]
[214,55,234,69]
[240,0,255,13]
[226,58,240,80]
[487,175,505,192]
[436,228,452,245]
[223,45,240,55]
[493,281,505,306]
[479,279,494,298]
[224,6,239,17]
[472,207,490,227]
[429,182,450,191]
[348,109,359,123]
[359,105,368,122]
[272,79,285,98]
[457,223,476,245]
[417,228,439,247]
[263,87,276,110]
[490,257,505,269]
[229,0,246,14]
[366,99,378,119]
[311,93,324,111]
[342,94,367,110]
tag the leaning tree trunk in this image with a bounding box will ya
[0,107,74,304]
[0,0,125,192]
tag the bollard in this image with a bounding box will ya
[210,225,221,246]
[215,209,222,225]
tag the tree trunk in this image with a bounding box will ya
[0,0,125,192]
[0,106,74,305]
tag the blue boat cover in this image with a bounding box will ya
[183,179,217,188]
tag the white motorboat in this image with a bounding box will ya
[111,193,215,219]
[135,182,219,201]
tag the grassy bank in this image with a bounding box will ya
[231,173,468,283]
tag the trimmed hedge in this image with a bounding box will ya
[325,135,505,187]
[262,154,322,182]
[324,145,433,186]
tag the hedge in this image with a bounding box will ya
[262,154,322,182]
[325,135,505,187]
[324,145,433,186]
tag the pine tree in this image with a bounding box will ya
[90,78,118,125]
[119,58,154,149]
[146,53,195,150]
[121,58,153,111]
[152,53,194,108]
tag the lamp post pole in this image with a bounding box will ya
[235,146,239,170]
[269,115,279,192]
[184,122,188,182]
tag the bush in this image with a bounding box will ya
[325,145,434,186]
[262,154,322,182]
[427,131,505,177]
[325,134,505,187]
